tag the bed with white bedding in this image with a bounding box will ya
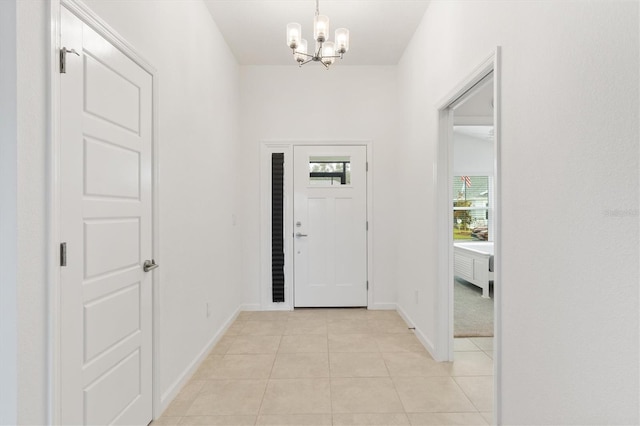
[454,242,494,298]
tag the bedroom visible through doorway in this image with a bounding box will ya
[450,75,495,339]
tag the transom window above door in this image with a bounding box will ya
[309,156,351,186]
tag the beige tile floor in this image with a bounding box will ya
[153,309,493,426]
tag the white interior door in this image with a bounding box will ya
[59,7,153,425]
[293,145,368,307]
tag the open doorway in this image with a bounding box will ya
[451,76,495,340]
[436,50,501,420]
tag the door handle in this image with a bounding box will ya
[295,232,308,237]
[143,259,159,272]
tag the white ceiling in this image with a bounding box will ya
[454,126,494,141]
[203,0,431,66]
[453,77,494,125]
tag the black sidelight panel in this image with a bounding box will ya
[272,153,285,302]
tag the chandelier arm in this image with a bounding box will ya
[294,51,315,58]
[299,58,314,67]
[316,0,319,15]
[319,54,342,59]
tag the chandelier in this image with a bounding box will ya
[286,0,350,68]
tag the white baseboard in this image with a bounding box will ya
[368,303,397,310]
[396,304,439,361]
[255,303,292,311]
[239,303,261,311]
[157,305,242,416]
[244,303,404,312]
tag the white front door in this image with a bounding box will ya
[293,145,368,307]
[59,7,153,425]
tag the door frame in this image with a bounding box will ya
[259,140,373,311]
[434,48,502,420]
[49,0,161,422]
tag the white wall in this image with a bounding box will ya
[15,1,49,423]
[11,0,242,422]
[397,0,639,423]
[0,1,18,424]
[81,0,242,410]
[238,66,399,309]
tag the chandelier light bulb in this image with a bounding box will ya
[322,41,336,66]
[295,39,308,63]
[286,23,302,49]
[314,15,329,42]
[335,28,349,54]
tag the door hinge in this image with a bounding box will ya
[59,49,65,73]
[59,47,79,74]
[60,242,67,267]
[366,162,369,172]
[366,221,369,231]
[366,281,369,290]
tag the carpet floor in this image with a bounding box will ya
[454,278,494,337]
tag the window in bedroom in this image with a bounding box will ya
[453,175,490,241]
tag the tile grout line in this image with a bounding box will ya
[254,333,282,424]
[327,343,335,425]
[451,375,488,416]
[378,343,413,422]
[387,365,411,420]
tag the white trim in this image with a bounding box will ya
[48,1,61,423]
[259,140,374,311]
[396,305,437,360]
[436,53,496,110]
[366,144,374,310]
[493,46,503,425]
[157,307,241,416]
[0,1,18,423]
[435,48,502,421]
[50,1,161,422]
[367,303,397,311]
[448,72,494,110]
[240,303,263,312]
[149,41,162,424]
